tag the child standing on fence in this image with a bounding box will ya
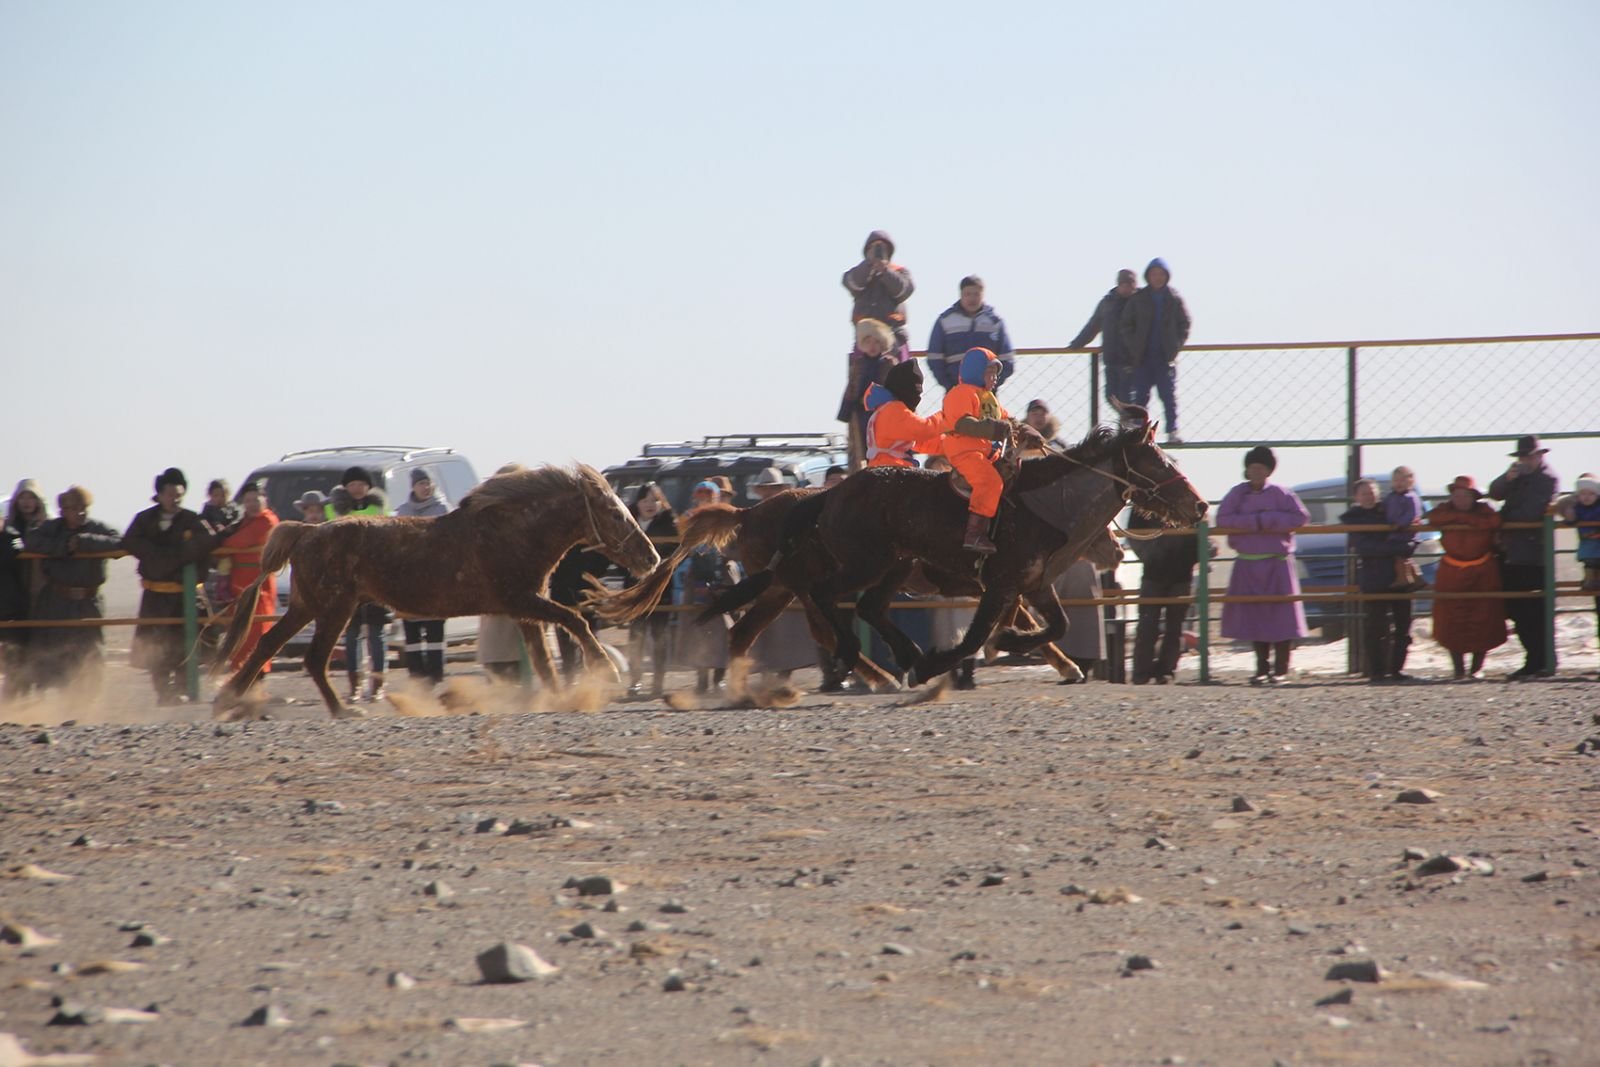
[1424,476,1507,679]
[1217,445,1310,685]
[1557,474,1600,654]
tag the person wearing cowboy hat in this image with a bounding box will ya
[123,467,222,705]
[1489,435,1560,678]
[1423,476,1507,680]
[747,466,791,500]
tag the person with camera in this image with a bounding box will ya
[840,231,915,469]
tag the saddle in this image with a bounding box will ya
[943,438,1023,502]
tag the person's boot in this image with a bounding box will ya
[954,659,977,690]
[363,672,385,703]
[962,512,997,555]
[348,672,363,703]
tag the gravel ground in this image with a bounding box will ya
[2,657,1598,1067]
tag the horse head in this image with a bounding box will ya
[576,465,662,578]
[1118,419,1207,526]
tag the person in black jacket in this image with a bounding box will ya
[625,483,677,699]
[1488,435,1560,678]
[123,468,223,705]
[1068,268,1138,404]
[0,520,28,696]
[1128,508,1198,684]
[24,487,123,692]
[1340,478,1409,682]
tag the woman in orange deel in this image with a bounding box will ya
[219,481,280,673]
[939,347,1013,554]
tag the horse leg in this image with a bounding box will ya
[1012,591,1085,681]
[727,586,792,660]
[855,562,923,674]
[792,587,898,692]
[214,602,314,717]
[508,594,620,686]
[995,591,1063,655]
[305,606,359,718]
[910,582,1017,686]
[516,621,559,690]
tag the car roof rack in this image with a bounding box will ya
[634,433,847,459]
[277,446,459,463]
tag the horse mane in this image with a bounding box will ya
[1018,419,1150,491]
[460,463,608,512]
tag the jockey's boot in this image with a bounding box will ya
[962,512,997,555]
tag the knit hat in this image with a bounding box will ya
[883,359,924,408]
[855,318,895,352]
[958,347,999,387]
[341,466,374,487]
[1447,475,1483,499]
[693,480,720,496]
[154,467,187,493]
[1243,446,1276,472]
[409,467,434,486]
[1577,474,1600,495]
[1508,435,1548,457]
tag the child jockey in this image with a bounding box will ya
[863,361,947,469]
[939,347,1013,554]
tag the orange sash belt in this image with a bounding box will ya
[1442,553,1491,569]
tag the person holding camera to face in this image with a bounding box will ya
[839,230,915,468]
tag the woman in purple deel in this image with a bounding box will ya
[1217,446,1310,684]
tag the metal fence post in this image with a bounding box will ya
[183,562,200,702]
[1345,345,1362,676]
[1194,522,1211,682]
[1542,513,1557,675]
[1090,352,1102,430]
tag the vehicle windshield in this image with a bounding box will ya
[250,469,368,522]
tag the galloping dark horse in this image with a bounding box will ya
[213,464,660,718]
[780,407,1206,684]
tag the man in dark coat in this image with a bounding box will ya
[1489,435,1560,678]
[1119,258,1191,444]
[23,486,123,691]
[123,467,223,704]
[1340,479,1408,682]
[841,230,915,354]
[1068,268,1138,404]
[1127,507,1198,684]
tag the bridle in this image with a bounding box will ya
[1045,438,1190,515]
[580,481,654,561]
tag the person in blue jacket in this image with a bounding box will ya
[926,276,1015,393]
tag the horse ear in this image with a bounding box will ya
[1146,421,1159,443]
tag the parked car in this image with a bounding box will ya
[239,446,481,661]
[1292,475,1443,641]
[603,433,849,512]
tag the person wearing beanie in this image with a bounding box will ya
[938,347,1016,555]
[1216,445,1310,684]
[19,487,122,694]
[323,466,391,701]
[1423,476,1507,679]
[837,317,902,470]
[1069,268,1140,405]
[863,361,949,469]
[393,468,451,685]
[1118,258,1191,445]
[1557,474,1600,652]
[123,467,219,705]
[926,275,1016,394]
[842,230,915,351]
[1489,435,1559,678]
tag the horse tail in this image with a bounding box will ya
[210,522,314,674]
[585,504,744,625]
[696,570,775,623]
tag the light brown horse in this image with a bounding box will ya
[214,464,659,718]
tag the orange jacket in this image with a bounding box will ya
[867,403,948,467]
[939,383,1008,461]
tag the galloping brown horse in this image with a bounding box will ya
[785,407,1206,684]
[214,464,659,718]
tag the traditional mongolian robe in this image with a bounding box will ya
[219,508,281,672]
[123,506,216,684]
[1423,502,1507,655]
[1217,481,1309,642]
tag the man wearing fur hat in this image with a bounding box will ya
[22,487,122,692]
[1489,435,1560,678]
[124,468,223,704]
[837,318,903,471]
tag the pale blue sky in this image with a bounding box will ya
[4,1,1597,523]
